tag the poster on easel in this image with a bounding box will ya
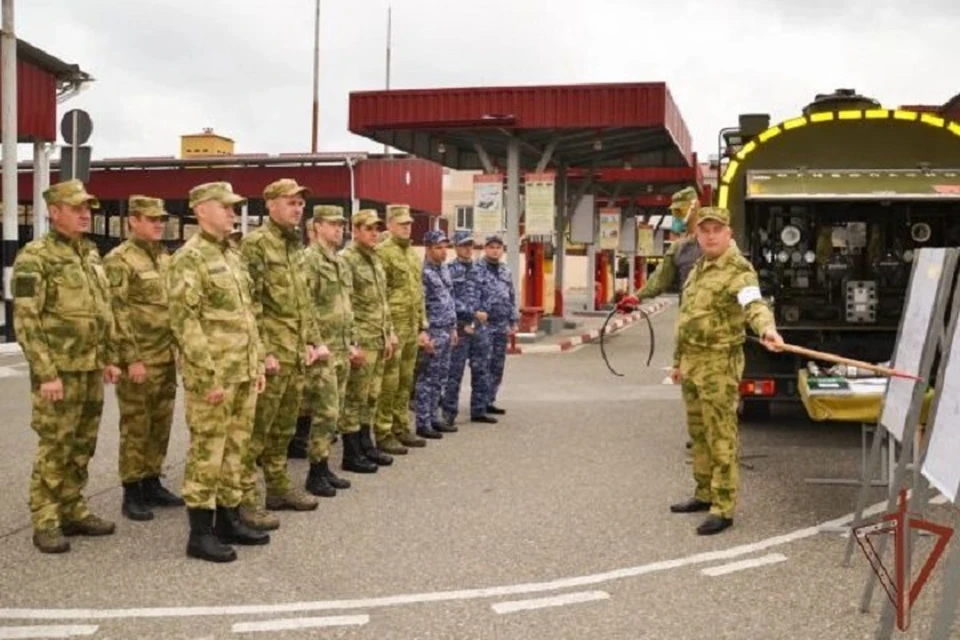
[472,174,504,234]
[598,207,620,250]
[524,172,555,236]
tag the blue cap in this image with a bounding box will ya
[485,234,504,246]
[453,230,474,246]
[423,230,449,246]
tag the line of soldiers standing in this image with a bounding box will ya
[12,177,518,562]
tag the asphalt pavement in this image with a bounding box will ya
[0,304,956,639]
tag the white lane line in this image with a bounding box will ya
[231,615,369,634]
[701,553,788,577]
[0,626,98,639]
[492,591,609,614]
[0,496,898,622]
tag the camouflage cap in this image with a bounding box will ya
[311,204,346,222]
[669,186,699,211]
[386,204,413,224]
[423,230,449,246]
[452,230,474,246]
[42,179,100,209]
[352,209,382,227]
[696,206,730,226]
[128,195,168,218]
[263,178,311,201]
[188,181,246,208]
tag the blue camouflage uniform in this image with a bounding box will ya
[415,231,457,433]
[479,235,518,409]
[441,231,490,421]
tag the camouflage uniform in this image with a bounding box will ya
[239,178,319,519]
[415,232,458,434]
[635,187,702,301]
[301,205,355,496]
[441,231,492,422]
[13,179,117,553]
[340,209,395,471]
[104,196,183,521]
[168,182,269,561]
[479,235,518,410]
[374,204,429,452]
[673,207,776,523]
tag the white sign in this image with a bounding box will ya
[472,174,504,234]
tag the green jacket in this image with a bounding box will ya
[341,241,393,349]
[12,231,115,381]
[376,234,427,334]
[673,243,775,367]
[168,231,265,394]
[240,219,317,367]
[305,243,355,353]
[103,238,175,367]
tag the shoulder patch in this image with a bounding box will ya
[14,273,38,298]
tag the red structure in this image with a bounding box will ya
[0,39,91,143]
[8,153,444,251]
[348,82,700,318]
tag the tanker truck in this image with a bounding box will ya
[717,88,960,419]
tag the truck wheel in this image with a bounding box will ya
[738,400,771,421]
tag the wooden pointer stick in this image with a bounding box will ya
[747,337,924,382]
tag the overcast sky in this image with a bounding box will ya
[16,0,960,166]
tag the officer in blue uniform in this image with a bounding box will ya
[479,234,518,415]
[440,231,496,426]
[414,231,459,439]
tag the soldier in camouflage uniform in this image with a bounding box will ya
[669,207,783,536]
[104,196,183,523]
[374,204,433,454]
[13,179,122,554]
[238,179,321,526]
[478,235,518,415]
[340,209,395,472]
[301,205,358,496]
[414,231,459,438]
[168,181,270,563]
[440,231,495,425]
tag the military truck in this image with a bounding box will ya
[717,88,960,419]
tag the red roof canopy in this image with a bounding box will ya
[349,82,695,172]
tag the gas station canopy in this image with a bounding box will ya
[348,82,696,173]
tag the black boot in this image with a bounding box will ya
[214,505,270,546]
[359,424,393,466]
[186,508,236,563]
[288,415,311,459]
[305,462,337,497]
[670,498,712,513]
[320,458,350,489]
[341,432,378,474]
[143,476,185,507]
[122,481,154,521]
[486,404,506,415]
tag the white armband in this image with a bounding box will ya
[736,285,762,307]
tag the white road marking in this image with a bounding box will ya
[661,376,674,385]
[0,496,896,622]
[491,591,609,614]
[231,615,369,634]
[0,626,98,639]
[701,553,788,577]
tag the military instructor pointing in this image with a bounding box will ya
[669,206,783,536]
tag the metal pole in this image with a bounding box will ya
[383,4,391,156]
[554,164,566,317]
[506,137,521,312]
[2,0,17,341]
[32,141,48,239]
[310,0,320,153]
